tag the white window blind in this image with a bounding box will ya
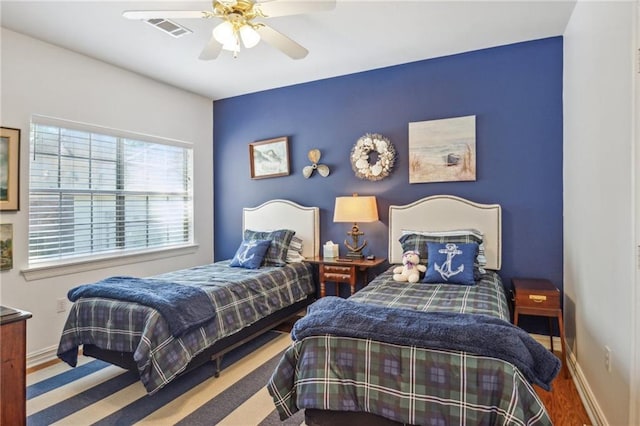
[28,116,194,265]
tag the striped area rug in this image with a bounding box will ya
[27,331,305,425]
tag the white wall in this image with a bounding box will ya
[0,28,214,362]
[563,1,636,424]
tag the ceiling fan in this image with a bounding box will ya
[123,0,336,60]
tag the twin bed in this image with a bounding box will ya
[57,199,320,394]
[268,195,559,425]
[57,195,558,425]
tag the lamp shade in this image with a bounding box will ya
[333,195,378,223]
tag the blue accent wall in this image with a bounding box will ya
[213,37,563,329]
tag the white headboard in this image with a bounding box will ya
[243,199,320,259]
[388,195,502,270]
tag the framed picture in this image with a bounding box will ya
[1,224,13,271]
[1,127,20,211]
[249,136,290,179]
[408,115,476,184]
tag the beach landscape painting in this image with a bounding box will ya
[408,115,476,183]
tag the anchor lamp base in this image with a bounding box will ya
[345,249,364,259]
[343,223,367,259]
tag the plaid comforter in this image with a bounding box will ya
[268,268,552,425]
[57,261,314,394]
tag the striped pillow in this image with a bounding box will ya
[286,236,305,263]
[243,229,295,266]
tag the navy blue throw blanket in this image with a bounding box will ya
[68,276,215,338]
[293,297,561,390]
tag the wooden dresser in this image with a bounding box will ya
[1,306,32,426]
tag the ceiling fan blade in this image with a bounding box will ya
[256,25,308,59]
[199,36,223,60]
[123,10,208,20]
[258,0,336,18]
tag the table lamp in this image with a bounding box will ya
[333,194,378,259]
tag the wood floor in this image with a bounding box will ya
[534,354,592,426]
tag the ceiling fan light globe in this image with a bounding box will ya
[222,38,240,52]
[239,25,260,48]
[213,21,235,44]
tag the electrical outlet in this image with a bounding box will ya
[56,297,67,313]
[604,345,612,373]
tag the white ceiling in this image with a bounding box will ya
[0,1,576,100]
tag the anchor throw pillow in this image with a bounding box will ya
[230,239,272,269]
[423,242,478,286]
[398,230,486,279]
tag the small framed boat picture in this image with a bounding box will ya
[249,136,290,179]
[408,115,476,184]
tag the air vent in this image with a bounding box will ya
[145,18,192,38]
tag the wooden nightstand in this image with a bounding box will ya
[512,278,568,378]
[306,256,386,297]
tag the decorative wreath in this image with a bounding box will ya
[350,133,396,181]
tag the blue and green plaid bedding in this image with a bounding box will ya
[268,268,553,425]
[352,268,511,319]
[57,261,314,394]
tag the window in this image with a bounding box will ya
[28,116,193,265]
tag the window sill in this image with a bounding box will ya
[21,244,200,281]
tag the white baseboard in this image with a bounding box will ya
[529,333,606,426]
[566,349,607,426]
[27,345,59,369]
[530,333,562,350]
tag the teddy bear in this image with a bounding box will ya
[393,250,426,283]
